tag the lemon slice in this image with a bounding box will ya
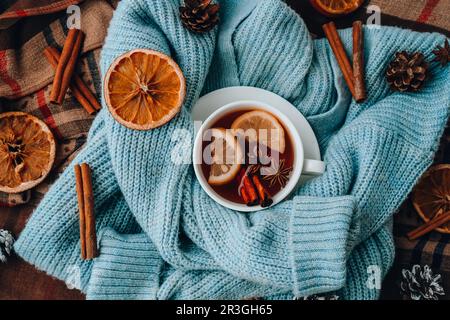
[0,112,56,193]
[412,164,450,234]
[206,128,243,186]
[231,110,285,154]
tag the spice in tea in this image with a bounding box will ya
[201,109,294,207]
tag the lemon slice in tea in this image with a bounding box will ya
[104,49,186,130]
[231,110,285,154]
[0,112,56,193]
[206,128,243,186]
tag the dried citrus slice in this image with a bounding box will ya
[206,128,243,186]
[310,0,364,17]
[231,110,285,154]
[412,164,450,234]
[104,49,186,130]
[0,112,56,193]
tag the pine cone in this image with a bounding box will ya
[180,0,220,33]
[386,51,428,92]
[0,229,14,263]
[433,39,450,67]
[400,265,445,300]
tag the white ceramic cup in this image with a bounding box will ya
[193,100,325,212]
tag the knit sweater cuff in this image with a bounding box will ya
[86,229,164,300]
[289,196,356,297]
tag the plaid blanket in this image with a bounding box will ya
[0,0,85,30]
[0,0,112,207]
[0,0,449,300]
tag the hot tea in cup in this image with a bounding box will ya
[200,109,294,207]
[193,100,325,212]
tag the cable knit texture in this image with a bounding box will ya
[15,0,450,300]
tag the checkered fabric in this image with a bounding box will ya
[0,0,85,30]
[0,191,30,208]
[371,0,450,36]
[0,0,113,207]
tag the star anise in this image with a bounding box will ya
[262,159,293,188]
[412,164,450,233]
[433,39,450,67]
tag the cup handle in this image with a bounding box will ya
[303,159,326,176]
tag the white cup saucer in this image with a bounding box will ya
[191,86,322,187]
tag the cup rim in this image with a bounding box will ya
[192,100,304,212]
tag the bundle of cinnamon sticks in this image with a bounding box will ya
[44,28,101,114]
[74,163,98,260]
[238,169,273,208]
[323,21,366,103]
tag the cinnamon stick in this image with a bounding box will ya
[46,46,100,111]
[73,73,101,112]
[238,169,259,206]
[44,47,100,115]
[352,21,366,103]
[74,163,98,260]
[51,29,77,101]
[74,164,86,260]
[57,30,85,104]
[240,186,250,205]
[50,29,85,105]
[407,210,450,240]
[243,175,259,206]
[322,22,357,100]
[252,175,273,208]
[80,163,98,259]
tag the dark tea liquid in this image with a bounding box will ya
[201,109,295,204]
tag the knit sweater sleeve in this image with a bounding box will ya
[13,131,124,286]
[192,179,358,296]
[86,229,164,300]
[84,213,393,300]
[340,222,395,300]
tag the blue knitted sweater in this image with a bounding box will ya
[15,0,450,300]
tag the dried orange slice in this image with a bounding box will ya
[231,110,285,154]
[412,164,450,234]
[310,0,364,17]
[104,49,186,130]
[0,112,56,193]
[205,128,243,186]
